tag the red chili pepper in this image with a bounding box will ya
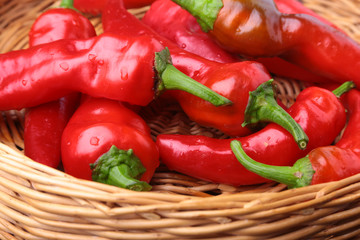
[256,0,346,83]
[142,0,238,64]
[273,0,342,30]
[73,0,156,15]
[0,33,230,110]
[156,82,352,186]
[24,0,96,168]
[173,0,360,86]
[103,0,286,138]
[142,0,330,83]
[61,97,159,190]
[231,83,360,188]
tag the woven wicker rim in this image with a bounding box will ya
[0,0,360,239]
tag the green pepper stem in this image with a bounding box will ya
[332,81,355,98]
[107,165,152,191]
[91,146,151,191]
[59,0,75,9]
[242,79,308,150]
[155,48,232,107]
[172,0,223,32]
[230,140,315,189]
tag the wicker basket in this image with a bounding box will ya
[1,0,360,239]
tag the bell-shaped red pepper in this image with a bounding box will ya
[156,82,352,186]
[24,0,96,168]
[103,0,287,138]
[61,97,159,190]
[0,33,230,110]
[231,84,360,188]
[173,0,360,86]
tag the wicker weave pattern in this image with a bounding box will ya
[0,0,360,239]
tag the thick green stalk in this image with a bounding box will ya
[230,140,315,189]
[59,0,75,9]
[172,0,223,32]
[242,79,308,150]
[90,146,151,191]
[332,81,355,98]
[155,48,232,107]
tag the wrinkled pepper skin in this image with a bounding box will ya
[103,0,271,137]
[61,97,159,182]
[28,8,97,46]
[143,0,330,83]
[173,0,360,86]
[0,33,165,110]
[24,2,96,168]
[156,86,346,186]
[74,0,156,15]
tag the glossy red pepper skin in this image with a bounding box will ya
[256,0,344,83]
[273,0,341,30]
[174,0,360,86]
[0,33,165,110]
[74,0,156,15]
[308,89,360,185]
[143,0,238,64]
[28,8,97,46]
[156,86,346,186]
[61,97,159,182]
[24,5,96,168]
[142,0,330,83]
[103,0,271,137]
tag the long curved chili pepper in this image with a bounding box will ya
[231,83,360,188]
[0,33,231,110]
[172,0,360,86]
[103,0,294,138]
[61,97,159,191]
[156,82,352,186]
[142,0,328,83]
[24,0,96,168]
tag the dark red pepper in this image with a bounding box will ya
[61,97,159,190]
[74,0,156,15]
[256,0,346,83]
[103,0,291,138]
[142,0,329,83]
[24,0,96,168]
[173,0,360,86]
[156,82,352,186]
[231,84,360,188]
[0,33,230,110]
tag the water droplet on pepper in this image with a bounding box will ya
[90,137,100,146]
[60,62,69,71]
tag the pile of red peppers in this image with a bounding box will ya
[1,0,359,190]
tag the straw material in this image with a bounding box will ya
[0,0,360,239]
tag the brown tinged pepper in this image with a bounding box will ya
[172,0,360,86]
[231,83,360,188]
[24,0,96,168]
[142,0,329,83]
[156,82,352,186]
[0,33,231,110]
